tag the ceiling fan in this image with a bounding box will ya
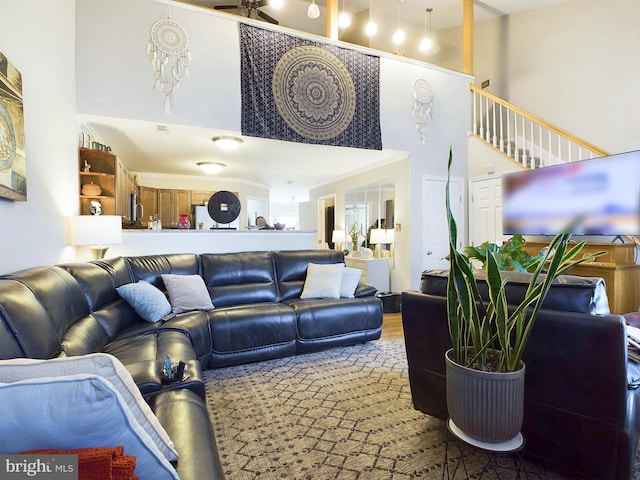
[214,0,279,24]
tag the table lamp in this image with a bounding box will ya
[69,215,123,260]
[369,228,386,259]
[332,229,346,251]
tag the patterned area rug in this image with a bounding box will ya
[204,340,577,479]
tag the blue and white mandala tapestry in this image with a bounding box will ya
[239,24,382,150]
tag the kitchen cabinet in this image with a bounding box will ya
[139,186,158,227]
[191,190,214,206]
[157,189,192,228]
[79,148,117,215]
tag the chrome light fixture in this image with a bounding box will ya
[420,8,434,52]
[307,0,320,19]
[212,136,243,150]
[198,162,226,174]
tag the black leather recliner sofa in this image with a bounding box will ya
[0,249,383,480]
[402,269,640,479]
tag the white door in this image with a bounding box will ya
[423,176,464,271]
[469,176,505,246]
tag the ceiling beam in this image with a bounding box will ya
[463,0,474,75]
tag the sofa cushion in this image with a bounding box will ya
[273,250,345,301]
[200,252,279,307]
[0,353,178,462]
[420,269,610,315]
[300,263,344,299]
[161,274,214,313]
[127,254,200,291]
[116,281,172,323]
[0,374,179,480]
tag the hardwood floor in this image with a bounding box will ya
[378,312,404,341]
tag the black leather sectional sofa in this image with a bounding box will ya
[0,250,383,480]
[402,269,640,479]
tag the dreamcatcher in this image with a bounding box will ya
[146,3,191,114]
[412,78,433,145]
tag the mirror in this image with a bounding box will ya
[344,179,394,261]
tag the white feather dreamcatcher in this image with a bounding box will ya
[146,4,191,114]
[412,78,433,145]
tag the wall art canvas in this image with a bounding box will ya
[240,24,382,150]
[0,50,26,201]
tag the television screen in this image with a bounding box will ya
[502,150,640,236]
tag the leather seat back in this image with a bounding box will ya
[0,267,92,358]
[273,250,344,301]
[420,268,610,315]
[200,252,278,307]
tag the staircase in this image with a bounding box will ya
[470,84,608,168]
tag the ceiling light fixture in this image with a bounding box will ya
[420,8,434,52]
[338,0,351,28]
[365,0,377,36]
[212,136,243,150]
[307,0,320,19]
[198,162,226,174]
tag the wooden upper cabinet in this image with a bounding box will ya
[175,190,192,220]
[156,189,192,227]
[191,190,214,207]
[139,186,158,227]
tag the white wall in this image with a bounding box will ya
[435,0,640,155]
[0,0,77,274]
[75,0,472,291]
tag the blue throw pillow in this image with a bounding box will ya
[116,281,172,323]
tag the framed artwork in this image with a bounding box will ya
[0,50,26,201]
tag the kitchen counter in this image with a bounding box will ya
[98,229,318,259]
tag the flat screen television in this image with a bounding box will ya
[502,149,640,236]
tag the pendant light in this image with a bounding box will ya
[420,8,434,52]
[392,0,404,45]
[307,0,320,19]
[338,0,351,28]
[365,0,377,36]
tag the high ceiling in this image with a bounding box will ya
[85,0,567,202]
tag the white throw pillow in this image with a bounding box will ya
[0,374,179,480]
[161,274,215,314]
[0,354,178,462]
[300,263,344,299]
[340,266,362,298]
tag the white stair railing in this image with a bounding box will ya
[470,84,608,168]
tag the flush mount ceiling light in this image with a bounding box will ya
[307,0,320,19]
[212,136,243,150]
[198,162,226,174]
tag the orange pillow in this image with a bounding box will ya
[19,446,138,480]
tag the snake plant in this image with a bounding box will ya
[445,148,603,372]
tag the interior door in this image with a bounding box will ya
[469,176,505,246]
[422,176,464,271]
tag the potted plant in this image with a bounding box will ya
[444,148,602,443]
[463,234,545,273]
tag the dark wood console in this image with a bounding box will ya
[523,241,640,315]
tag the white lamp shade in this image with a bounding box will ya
[369,228,386,245]
[384,228,395,244]
[307,1,320,18]
[69,215,123,246]
[332,229,346,243]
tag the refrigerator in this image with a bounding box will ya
[193,205,240,230]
